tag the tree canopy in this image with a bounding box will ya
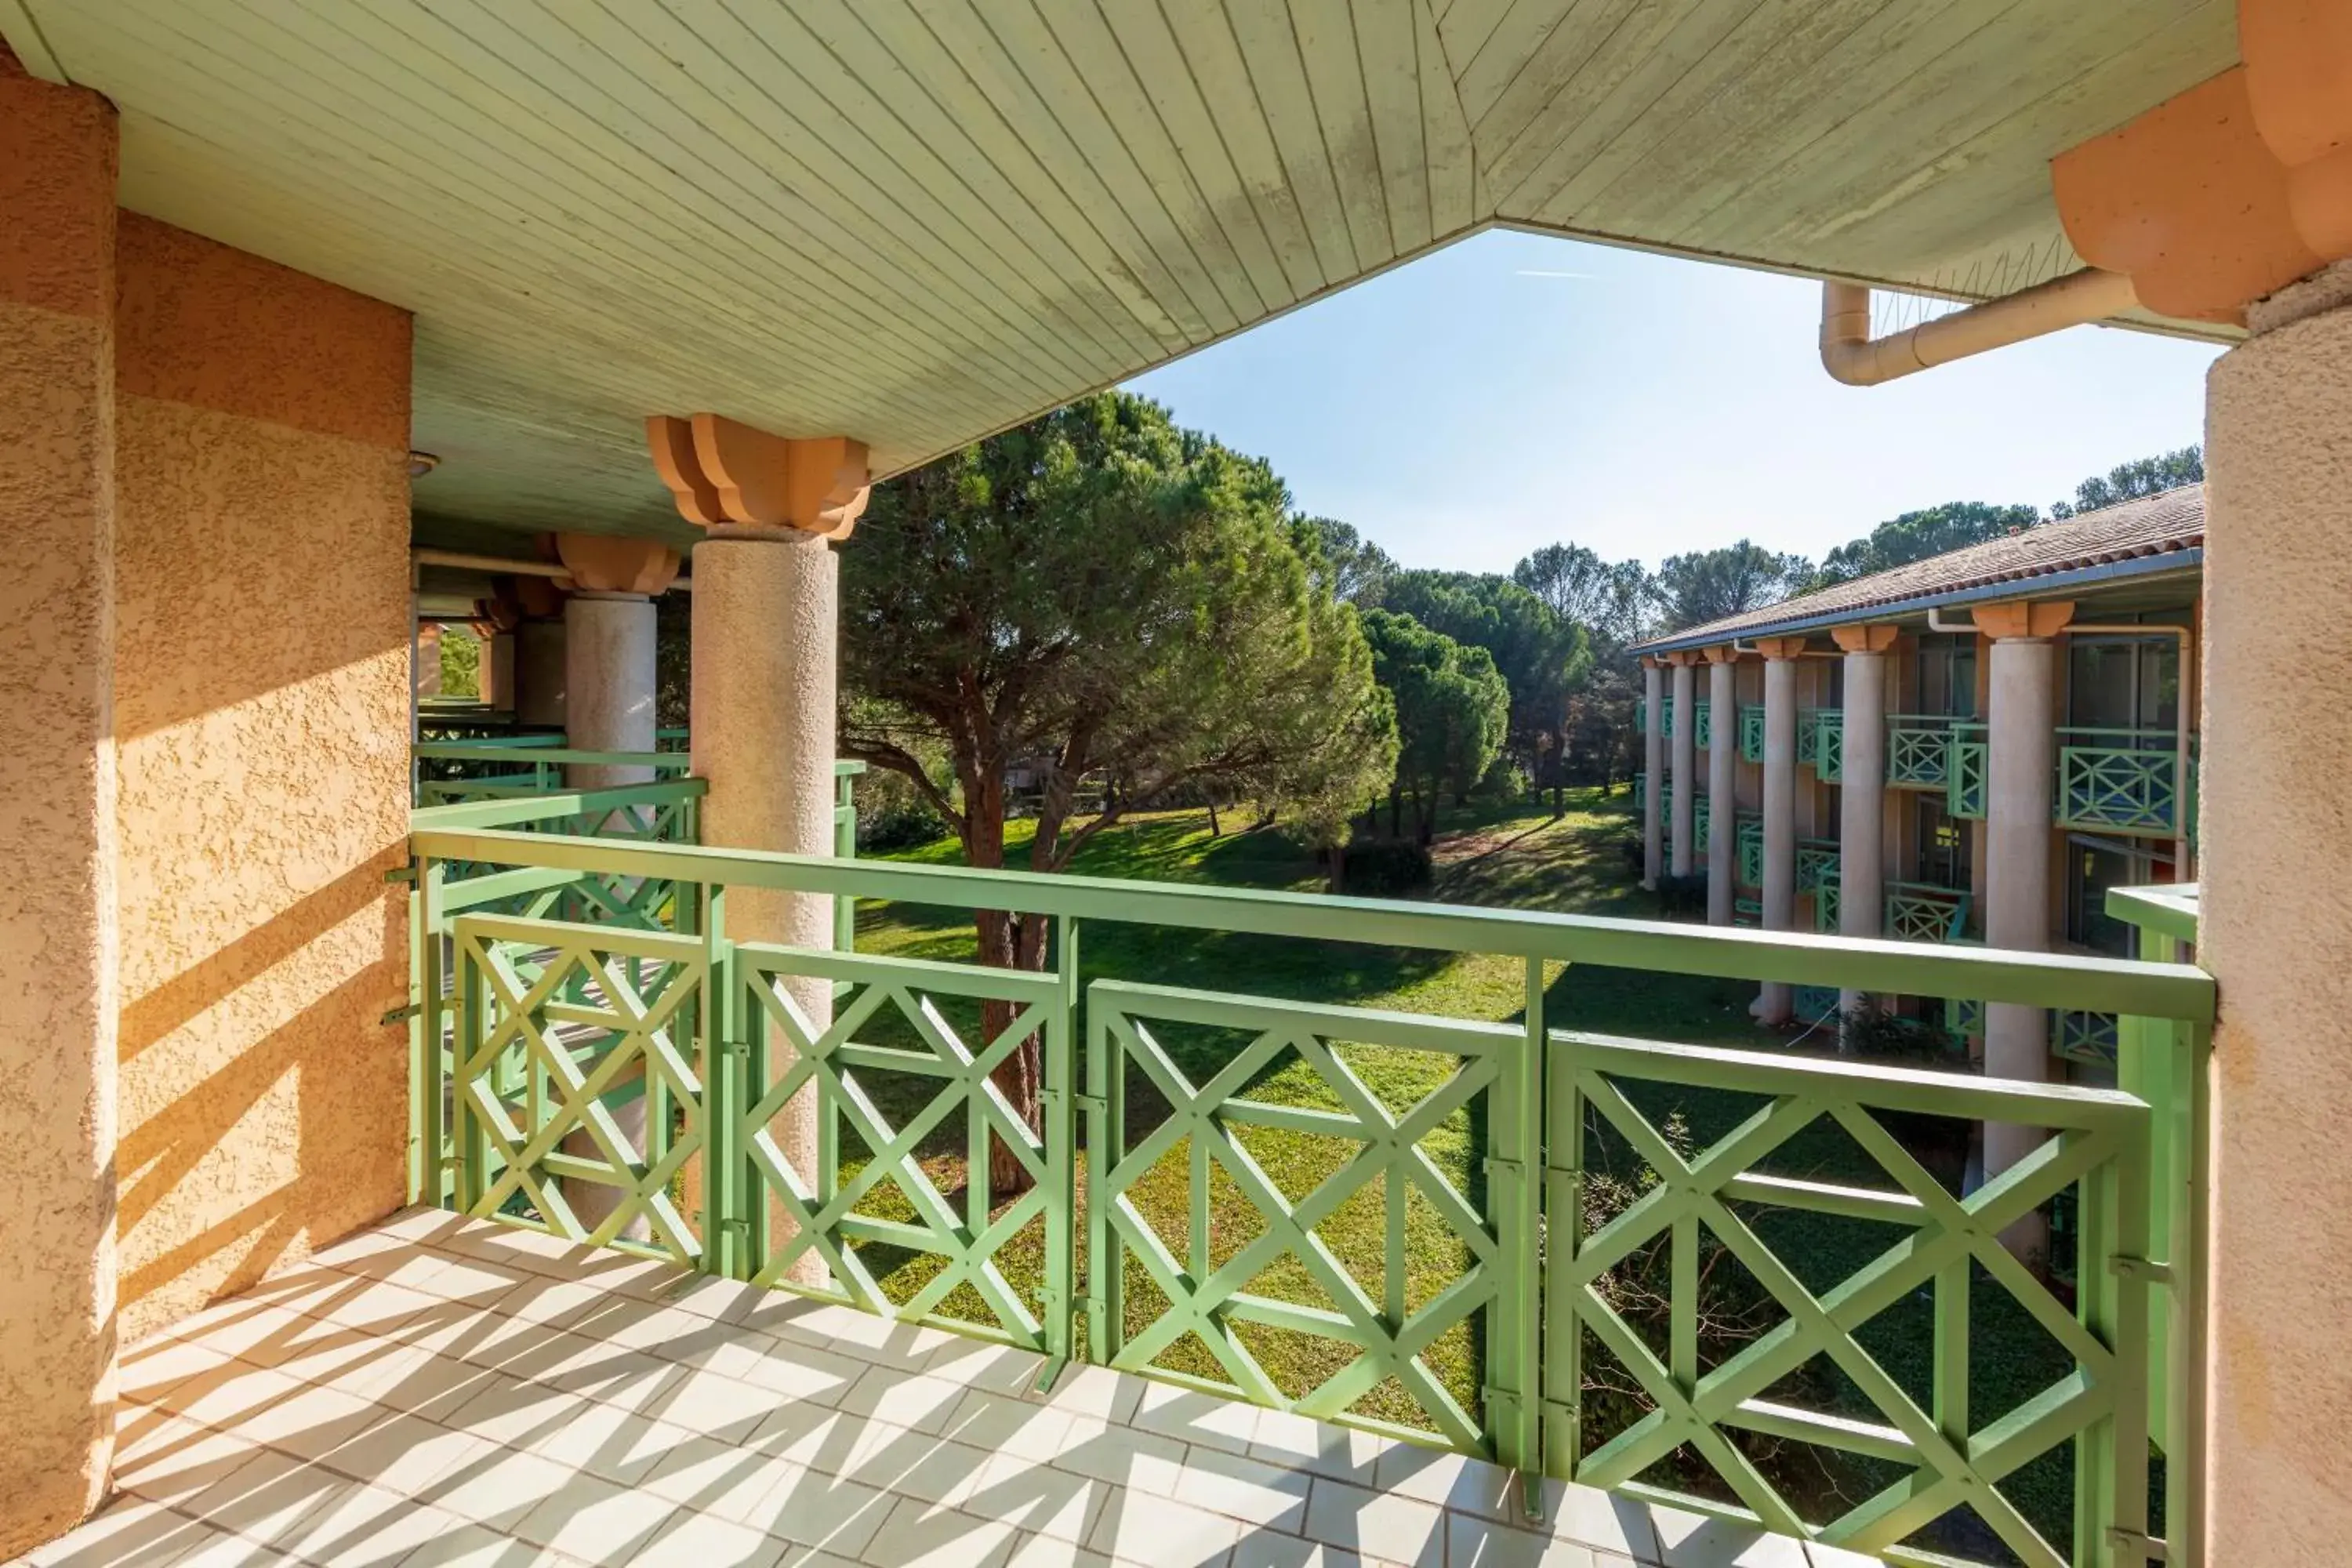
[1811,501,2041,586]
[2049,445,2204,518]
[1382,569,1591,791]
[1360,608,1510,842]
[1512,543,1653,649]
[1652,541,1813,631]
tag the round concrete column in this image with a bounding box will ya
[2201,264,2352,1563]
[693,532,837,1283]
[1669,659,1697,877]
[1756,643,1804,1025]
[563,593,657,789]
[515,617,568,729]
[1642,660,1664,888]
[1975,602,2068,1267]
[1706,653,1737,925]
[1834,628,1892,1035]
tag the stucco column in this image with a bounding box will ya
[694,534,837,1282]
[554,535,676,791]
[1755,639,1806,1025]
[1976,600,2069,1264]
[551,536,678,1239]
[515,616,568,728]
[0,65,119,1559]
[2201,263,2352,1560]
[1641,659,1664,888]
[1833,626,1893,1037]
[1668,656,1697,877]
[1705,649,1737,924]
[647,416,872,1285]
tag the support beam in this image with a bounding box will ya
[1706,648,1737,926]
[1755,637,1807,1025]
[0,62,118,1559]
[1832,625,1895,1044]
[1669,656,1697,879]
[2201,260,2352,1565]
[1642,659,1664,889]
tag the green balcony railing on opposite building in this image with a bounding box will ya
[401,787,2210,1568]
[1948,723,1988,820]
[1693,700,1712,751]
[1812,708,1843,782]
[1886,880,1973,943]
[2056,728,2189,838]
[1738,703,1766,763]
[1736,811,1764,887]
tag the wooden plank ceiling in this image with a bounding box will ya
[8,0,2238,548]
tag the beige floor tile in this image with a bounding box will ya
[1803,1543,1888,1567]
[416,1446,579,1530]
[1247,1414,1391,1486]
[22,1496,216,1568]
[633,1508,789,1568]
[1226,1535,1397,1568]
[1004,1533,1115,1568]
[274,1482,451,1566]
[1131,1384,1259,1457]
[215,1378,384,1462]
[307,1410,498,1496]
[921,1340,1048,1396]
[744,1402,873,1475]
[696,1334,868,1405]
[517,1404,697,1486]
[169,1446,348,1548]
[1044,1419,1189,1490]
[1298,1478,1443,1568]
[112,1421,262,1502]
[1084,1490,1243,1566]
[167,1523,302,1566]
[112,1406,200,1473]
[856,1497,1019,1568]
[1446,1515,1603,1568]
[563,1297,728,1358]
[1647,1510,1809,1568]
[1171,1448,1311,1531]
[748,1464,895,1555]
[967,1453,1109,1544]
[511,1467,678,1559]
[843,1433,991,1507]
[158,1362,309,1431]
[1536,1483,1659,1560]
[435,1371,583,1446]
[390,1518,570,1566]
[638,1436,807,1524]
[647,1366,806,1440]
[938,1390,1077,1459]
[833,1366,967,1435]
[1369,1446,1514,1519]
[1037,1367,1144,1426]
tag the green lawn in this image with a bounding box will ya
[827,787,2078,1561]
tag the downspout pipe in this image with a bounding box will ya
[1929,608,2195,877]
[1820,270,2141,387]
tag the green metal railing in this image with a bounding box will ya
[1736,812,1763,887]
[2056,730,2185,837]
[1814,709,1844,782]
[1948,724,1988,820]
[1798,838,1839,893]
[414,741,695,802]
[2054,1009,2122,1066]
[1887,714,1961,789]
[1739,704,1766,764]
[1695,702,1713,751]
[1693,794,1710,858]
[1885,880,1973,943]
[405,809,2210,1568]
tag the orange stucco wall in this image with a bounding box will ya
[0,57,121,1557]
[110,215,413,1341]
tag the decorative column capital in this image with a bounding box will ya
[1971,600,2075,641]
[1754,636,1809,661]
[554,532,681,596]
[1701,644,1740,665]
[1830,623,1899,654]
[647,415,871,539]
[1663,650,1700,667]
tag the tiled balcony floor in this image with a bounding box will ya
[17,1210,1880,1568]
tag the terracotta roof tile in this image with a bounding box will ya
[1637,485,2204,650]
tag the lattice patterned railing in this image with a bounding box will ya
[1886,881,1972,943]
[1948,725,1988,820]
[1695,701,1713,752]
[1736,812,1763,887]
[1814,710,1844,782]
[1544,1030,2157,1566]
[1739,705,1766,764]
[1887,714,1957,789]
[2056,733,2181,837]
[1694,794,1711,858]
[407,822,2216,1568]
[1798,839,1839,892]
[2053,1009,2122,1067]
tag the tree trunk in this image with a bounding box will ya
[976,909,1050,1198]
[1206,798,1221,837]
[1327,841,1346,894]
[1388,784,1402,839]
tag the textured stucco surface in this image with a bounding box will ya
[111,220,412,1345]
[0,61,120,1560]
[692,535,837,1282]
[1640,663,1662,887]
[2201,297,2352,1564]
[1705,661,1736,924]
[563,593,657,790]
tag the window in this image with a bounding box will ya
[2066,834,2175,956]
[1917,794,1969,889]
[1914,633,1977,718]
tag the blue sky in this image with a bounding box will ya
[1123,228,2221,577]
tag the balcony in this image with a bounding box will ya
[316,760,2217,1567]
[2055,729,2190,838]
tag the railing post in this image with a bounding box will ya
[408,859,447,1207]
[833,765,858,955]
[1043,916,1080,1378]
[1541,974,1584,1487]
[699,883,742,1279]
[1083,968,1121,1367]
[1494,957,1548,1517]
[450,917,488,1216]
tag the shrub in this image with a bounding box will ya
[1341,838,1433,897]
[1473,757,1530,800]
[858,800,951,854]
[1653,872,1708,918]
